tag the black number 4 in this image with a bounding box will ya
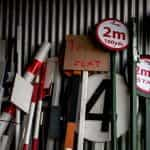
[86,79,112,132]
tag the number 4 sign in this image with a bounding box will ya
[96,19,129,51]
[84,74,130,142]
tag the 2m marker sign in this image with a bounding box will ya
[137,56,150,97]
[96,19,129,51]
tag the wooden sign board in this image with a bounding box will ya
[84,74,130,142]
[64,35,110,72]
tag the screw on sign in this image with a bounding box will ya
[96,19,129,51]
[136,56,150,97]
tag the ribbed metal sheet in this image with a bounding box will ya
[0,0,148,62]
[0,0,149,149]
[0,0,148,70]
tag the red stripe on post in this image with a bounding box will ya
[23,144,29,150]
[39,64,47,99]
[31,84,40,103]
[4,104,16,117]
[26,59,43,75]
[32,139,39,150]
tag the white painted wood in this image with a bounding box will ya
[84,74,130,142]
[94,143,105,150]
[77,71,88,150]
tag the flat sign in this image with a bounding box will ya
[81,74,130,142]
[64,35,110,72]
[11,74,33,113]
[44,57,58,89]
[137,56,150,97]
[96,19,129,51]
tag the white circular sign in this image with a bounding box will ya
[137,56,150,95]
[96,19,129,51]
[84,74,130,142]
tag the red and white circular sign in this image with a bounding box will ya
[96,19,129,51]
[136,56,150,95]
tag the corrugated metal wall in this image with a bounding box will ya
[0,0,149,69]
[0,0,150,150]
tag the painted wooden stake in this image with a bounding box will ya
[15,25,22,150]
[32,64,47,150]
[23,79,40,150]
[77,71,88,150]
[46,58,62,150]
[64,74,81,150]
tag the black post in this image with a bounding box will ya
[111,52,117,150]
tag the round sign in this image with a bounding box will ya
[137,56,150,96]
[83,74,130,142]
[96,19,129,51]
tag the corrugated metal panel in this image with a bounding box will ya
[0,0,148,69]
[0,0,149,149]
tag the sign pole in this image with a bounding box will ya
[46,58,62,150]
[32,64,47,150]
[64,72,81,150]
[96,18,129,150]
[111,52,117,150]
[15,25,22,150]
[143,17,150,150]
[77,71,88,150]
[129,19,137,150]
[145,100,150,150]
[118,135,126,150]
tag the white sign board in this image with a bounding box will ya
[96,19,129,51]
[44,57,58,89]
[84,74,130,142]
[137,56,150,96]
[11,74,33,113]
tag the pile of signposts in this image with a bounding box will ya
[62,19,130,150]
[0,41,51,150]
[0,18,149,150]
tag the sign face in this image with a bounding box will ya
[96,19,129,51]
[136,56,150,97]
[64,35,110,72]
[84,74,130,142]
[44,57,58,89]
[11,74,33,113]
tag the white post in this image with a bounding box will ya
[77,71,88,150]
